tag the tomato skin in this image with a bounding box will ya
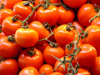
[54,25,75,46]
[0,59,19,75]
[0,9,14,25]
[0,37,21,58]
[15,28,39,47]
[36,5,59,26]
[83,25,100,48]
[57,6,75,24]
[75,44,97,69]
[43,45,65,66]
[90,57,100,75]
[39,64,53,75]
[2,16,22,36]
[91,17,100,27]
[49,72,63,75]
[89,0,100,8]
[19,67,39,75]
[29,21,50,40]
[63,0,87,8]
[0,32,6,38]
[13,1,35,20]
[75,68,91,75]
[18,48,43,70]
[77,4,97,27]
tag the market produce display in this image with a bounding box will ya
[0,0,100,75]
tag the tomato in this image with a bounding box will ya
[19,67,39,75]
[0,9,14,25]
[0,59,19,75]
[4,0,22,9]
[29,21,50,40]
[18,48,43,69]
[77,4,97,27]
[36,5,59,26]
[91,17,100,27]
[83,25,100,48]
[39,64,53,75]
[89,0,100,8]
[43,45,65,65]
[57,6,75,24]
[35,42,48,53]
[54,24,75,46]
[75,44,97,69]
[62,0,87,8]
[34,0,59,6]
[90,57,100,75]
[13,1,35,20]
[15,28,39,47]
[72,21,85,33]
[0,32,6,38]
[49,72,63,75]
[75,68,91,75]
[2,16,22,36]
[0,37,21,58]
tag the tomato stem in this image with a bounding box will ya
[28,48,36,56]
[0,56,5,63]
[7,35,15,42]
[0,25,2,33]
[0,4,4,10]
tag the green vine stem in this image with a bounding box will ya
[12,15,21,22]
[0,4,4,10]
[0,56,5,63]
[7,35,15,42]
[0,25,2,33]
[27,48,36,56]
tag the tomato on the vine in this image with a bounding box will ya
[91,17,100,27]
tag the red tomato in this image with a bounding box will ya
[49,72,63,75]
[57,6,75,24]
[77,4,97,27]
[90,57,100,75]
[2,16,22,36]
[0,59,19,75]
[54,24,75,46]
[18,48,43,70]
[75,68,91,75]
[0,9,14,24]
[39,64,53,75]
[19,67,39,75]
[62,0,87,8]
[89,0,100,8]
[75,44,97,69]
[0,37,21,58]
[0,32,6,38]
[43,45,65,65]
[83,25,100,48]
[36,5,59,26]
[91,17,100,27]
[15,28,39,47]
[13,1,35,20]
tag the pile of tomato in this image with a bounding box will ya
[0,0,100,75]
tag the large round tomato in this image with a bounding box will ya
[15,28,39,47]
[18,48,43,70]
[0,59,19,75]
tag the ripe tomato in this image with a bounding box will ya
[90,57,100,75]
[43,45,65,65]
[19,67,39,75]
[54,24,75,46]
[49,72,63,75]
[75,44,97,69]
[89,0,100,8]
[0,32,6,38]
[91,17,100,27]
[15,28,39,47]
[39,64,53,75]
[0,59,19,75]
[2,16,22,36]
[75,68,91,75]
[3,0,22,9]
[36,5,59,26]
[0,37,21,58]
[57,6,75,24]
[83,25,100,48]
[77,4,97,27]
[18,48,43,69]
[62,0,87,8]
[0,9,14,24]
[13,1,35,20]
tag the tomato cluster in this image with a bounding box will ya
[0,0,100,75]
